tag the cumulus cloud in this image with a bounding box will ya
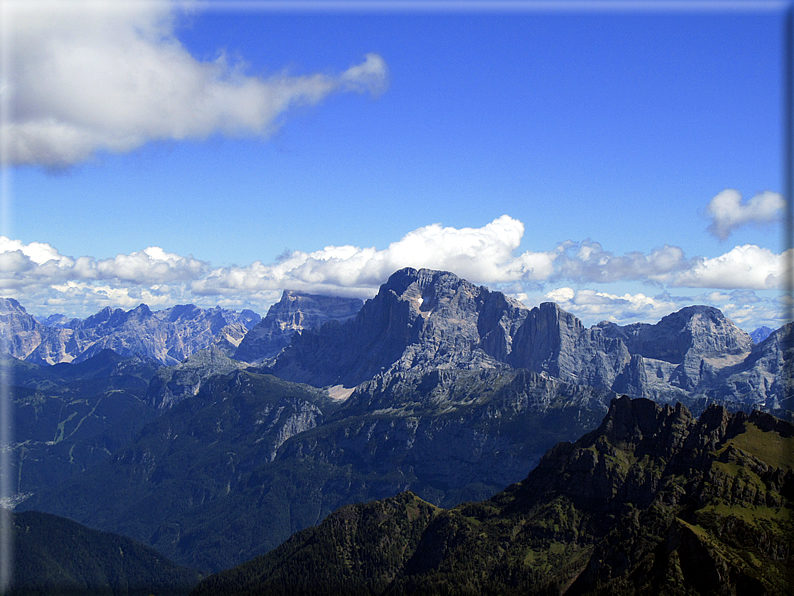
[1,216,788,324]
[705,189,786,239]
[552,240,688,284]
[192,215,557,296]
[2,1,388,167]
[538,286,680,326]
[529,286,784,330]
[0,238,209,293]
[673,244,789,290]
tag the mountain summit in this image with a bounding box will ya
[268,267,768,411]
[269,268,529,387]
[0,299,260,366]
[233,290,363,363]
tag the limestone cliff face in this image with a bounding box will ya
[270,268,530,387]
[700,322,793,411]
[233,291,362,363]
[0,298,47,359]
[507,302,632,392]
[597,305,754,394]
[269,269,771,410]
[0,301,261,366]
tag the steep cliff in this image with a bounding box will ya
[233,290,362,363]
[269,268,531,387]
[269,268,772,410]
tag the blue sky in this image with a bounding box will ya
[1,0,790,331]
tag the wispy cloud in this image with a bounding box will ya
[704,189,785,240]
[2,1,388,167]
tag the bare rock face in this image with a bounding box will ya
[268,269,785,414]
[0,298,47,359]
[700,322,793,412]
[597,305,755,396]
[233,291,363,363]
[268,270,644,396]
[270,268,530,387]
[211,323,249,356]
[507,302,632,391]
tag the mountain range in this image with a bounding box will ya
[0,299,260,366]
[267,268,789,413]
[3,267,792,588]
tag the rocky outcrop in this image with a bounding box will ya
[751,325,775,344]
[0,301,261,366]
[699,322,793,412]
[507,302,633,392]
[233,291,362,363]
[597,305,754,394]
[0,298,48,359]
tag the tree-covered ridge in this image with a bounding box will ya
[10,510,202,596]
[20,369,336,572]
[191,397,794,595]
[191,492,440,596]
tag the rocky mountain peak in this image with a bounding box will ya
[0,297,25,314]
[233,290,362,363]
[666,304,752,356]
[1,300,262,365]
[81,306,115,327]
[268,269,782,411]
[270,268,532,387]
[163,304,203,322]
[599,304,752,365]
[378,268,490,321]
[585,395,695,453]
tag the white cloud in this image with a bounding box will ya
[0,238,209,294]
[529,286,784,330]
[191,215,557,295]
[539,287,680,326]
[1,215,788,326]
[674,244,788,290]
[552,240,688,284]
[3,1,388,167]
[91,247,208,283]
[705,189,786,240]
[0,237,73,267]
